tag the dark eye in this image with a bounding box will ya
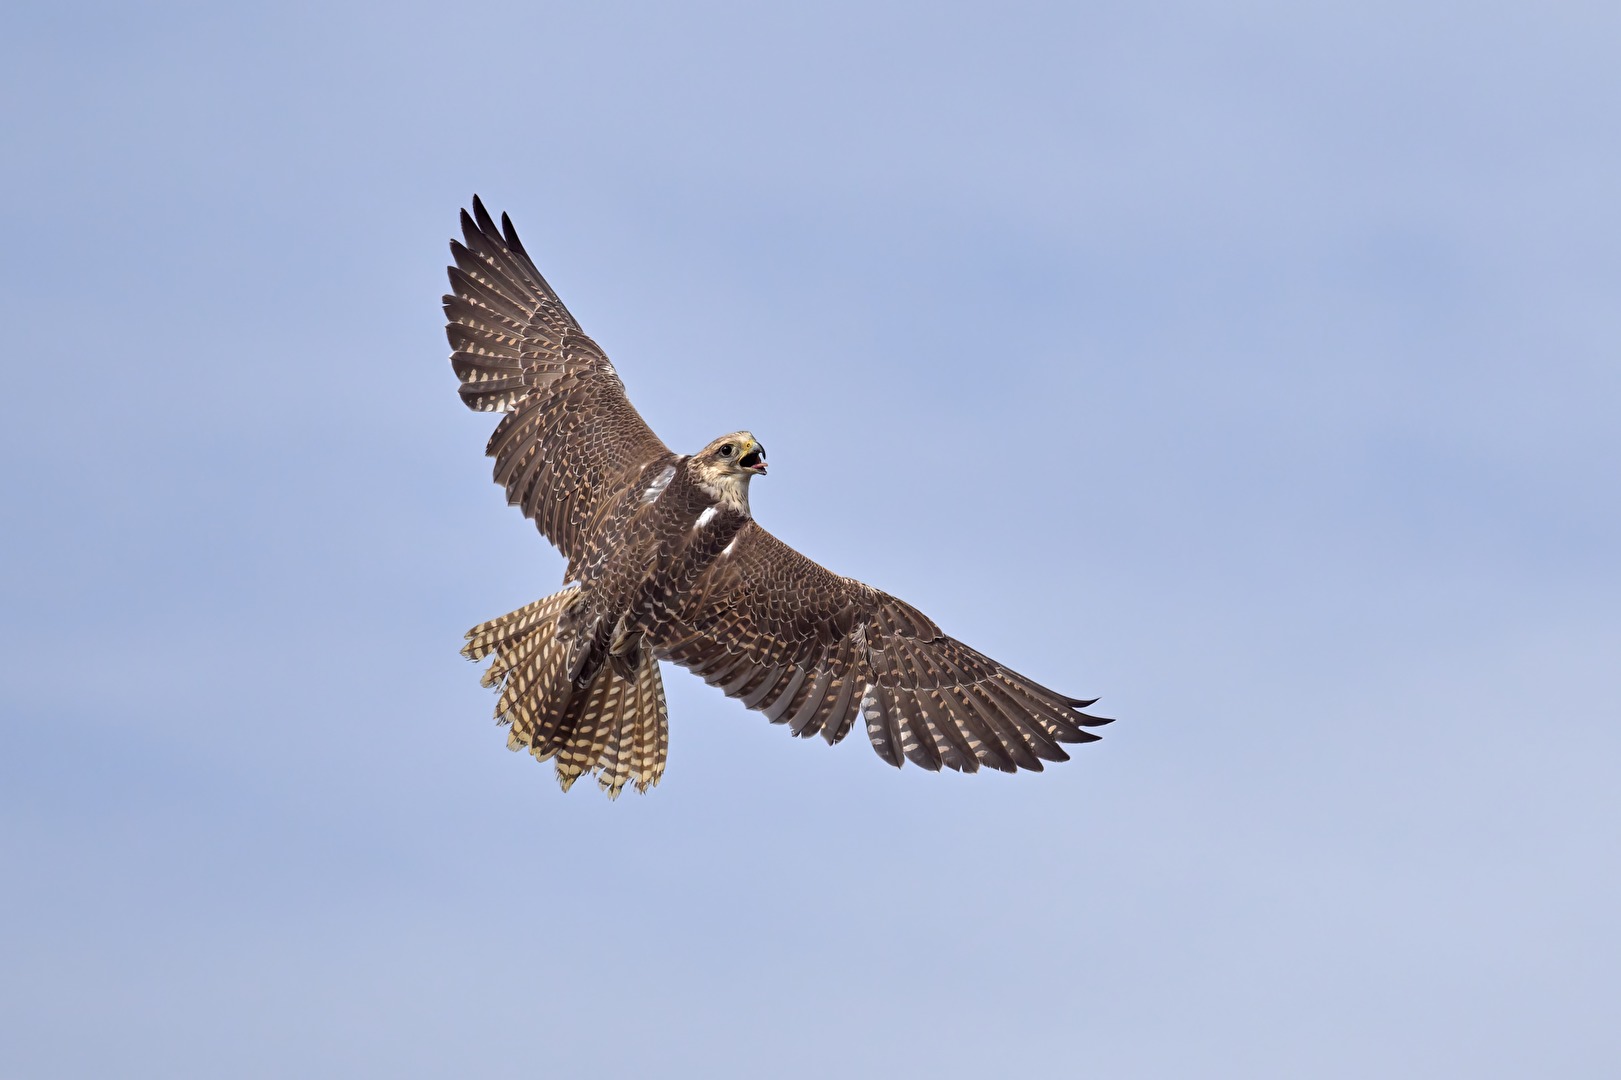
[719,443,735,457]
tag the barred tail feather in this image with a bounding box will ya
[467,597,669,797]
[462,588,578,661]
[555,665,628,792]
[555,648,668,797]
[465,589,580,760]
[632,650,669,794]
[595,698,638,799]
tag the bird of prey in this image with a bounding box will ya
[446,197,1112,797]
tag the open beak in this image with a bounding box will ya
[738,441,767,474]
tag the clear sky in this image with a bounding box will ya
[3,2,1618,1076]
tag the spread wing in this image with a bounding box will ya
[445,197,670,564]
[649,523,1112,773]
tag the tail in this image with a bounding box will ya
[462,591,669,797]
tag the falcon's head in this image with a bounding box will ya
[697,432,767,475]
[692,431,767,513]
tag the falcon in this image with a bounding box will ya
[446,197,1112,796]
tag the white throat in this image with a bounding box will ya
[698,470,752,515]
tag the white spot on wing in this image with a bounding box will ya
[722,537,738,556]
[694,507,717,529]
[640,464,676,505]
[860,683,880,719]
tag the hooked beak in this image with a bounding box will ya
[738,440,767,474]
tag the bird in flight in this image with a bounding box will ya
[446,197,1112,796]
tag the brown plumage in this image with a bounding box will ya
[447,196,1112,796]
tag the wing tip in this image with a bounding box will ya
[471,193,497,235]
[501,210,527,256]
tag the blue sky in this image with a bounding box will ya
[3,2,1618,1076]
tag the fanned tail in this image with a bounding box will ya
[464,594,667,797]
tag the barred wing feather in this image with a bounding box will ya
[444,196,669,564]
[650,523,1112,773]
